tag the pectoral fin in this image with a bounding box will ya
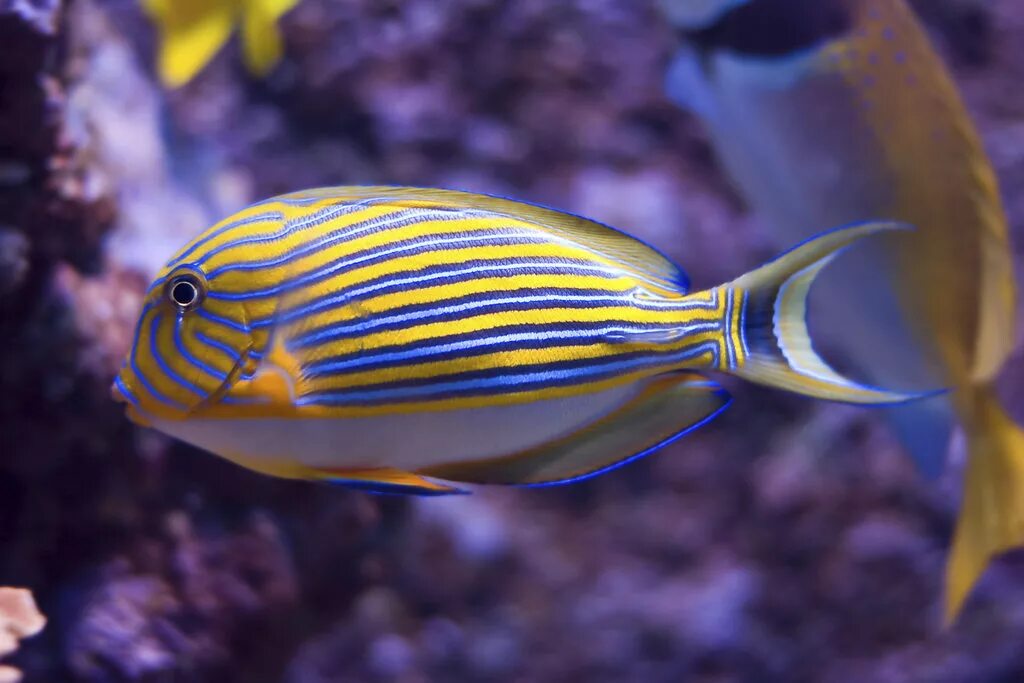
[420,372,731,486]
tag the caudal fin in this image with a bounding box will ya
[945,387,1024,623]
[726,221,933,404]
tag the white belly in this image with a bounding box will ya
[150,382,644,472]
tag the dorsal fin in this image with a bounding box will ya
[275,185,691,294]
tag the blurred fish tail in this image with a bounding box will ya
[946,387,1024,623]
[725,221,925,404]
[884,397,956,479]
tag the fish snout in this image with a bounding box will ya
[110,372,131,404]
[110,372,152,426]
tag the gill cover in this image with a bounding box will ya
[114,262,256,420]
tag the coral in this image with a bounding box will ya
[63,512,298,681]
[0,588,46,683]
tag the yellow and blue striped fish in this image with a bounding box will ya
[112,186,922,494]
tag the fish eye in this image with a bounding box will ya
[166,274,204,311]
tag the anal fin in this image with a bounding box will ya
[313,466,468,496]
[420,372,731,486]
[219,452,466,495]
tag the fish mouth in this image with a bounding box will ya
[110,342,253,424]
[110,372,152,426]
[110,376,129,404]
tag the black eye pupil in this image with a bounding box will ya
[171,280,198,307]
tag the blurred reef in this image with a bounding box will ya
[2,0,1024,681]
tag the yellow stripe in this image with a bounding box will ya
[288,274,646,338]
[160,200,291,273]
[208,215,530,290]
[304,328,725,392]
[731,288,746,367]
[262,192,684,290]
[297,306,722,360]
[208,213,680,301]
[197,202,397,272]
[211,350,719,419]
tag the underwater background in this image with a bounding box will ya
[2,0,1024,681]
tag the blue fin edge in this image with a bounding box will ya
[328,479,469,497]
[517,387,733,489]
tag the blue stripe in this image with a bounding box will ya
[194,331,243,362]
[292,289,633,348]
[195,308,250,334]
[167,211,284,268]
[724,288,736,370]
[277,185,692,292]
[191,332,269,392]
[298,341,719,406]
[303,319,695,369]
[258,258,632,329]
[174,315,227,382]
[151,312,208,398]
[306,321,721,377]
[291,288,720,350]
[128,308,186,409]
[113,374,140,407]
[738,291,749,359]
[194,201,377,267]
[209,227,683,302]
[207,229,555,300]
[456,186,691,292]
[202,203,458,274]
[204,206,447,276]
[236,348,264,381]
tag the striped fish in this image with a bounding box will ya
[112,186,923,494]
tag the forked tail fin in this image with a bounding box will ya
[945,387,1024,623]
[725,221,935,404]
